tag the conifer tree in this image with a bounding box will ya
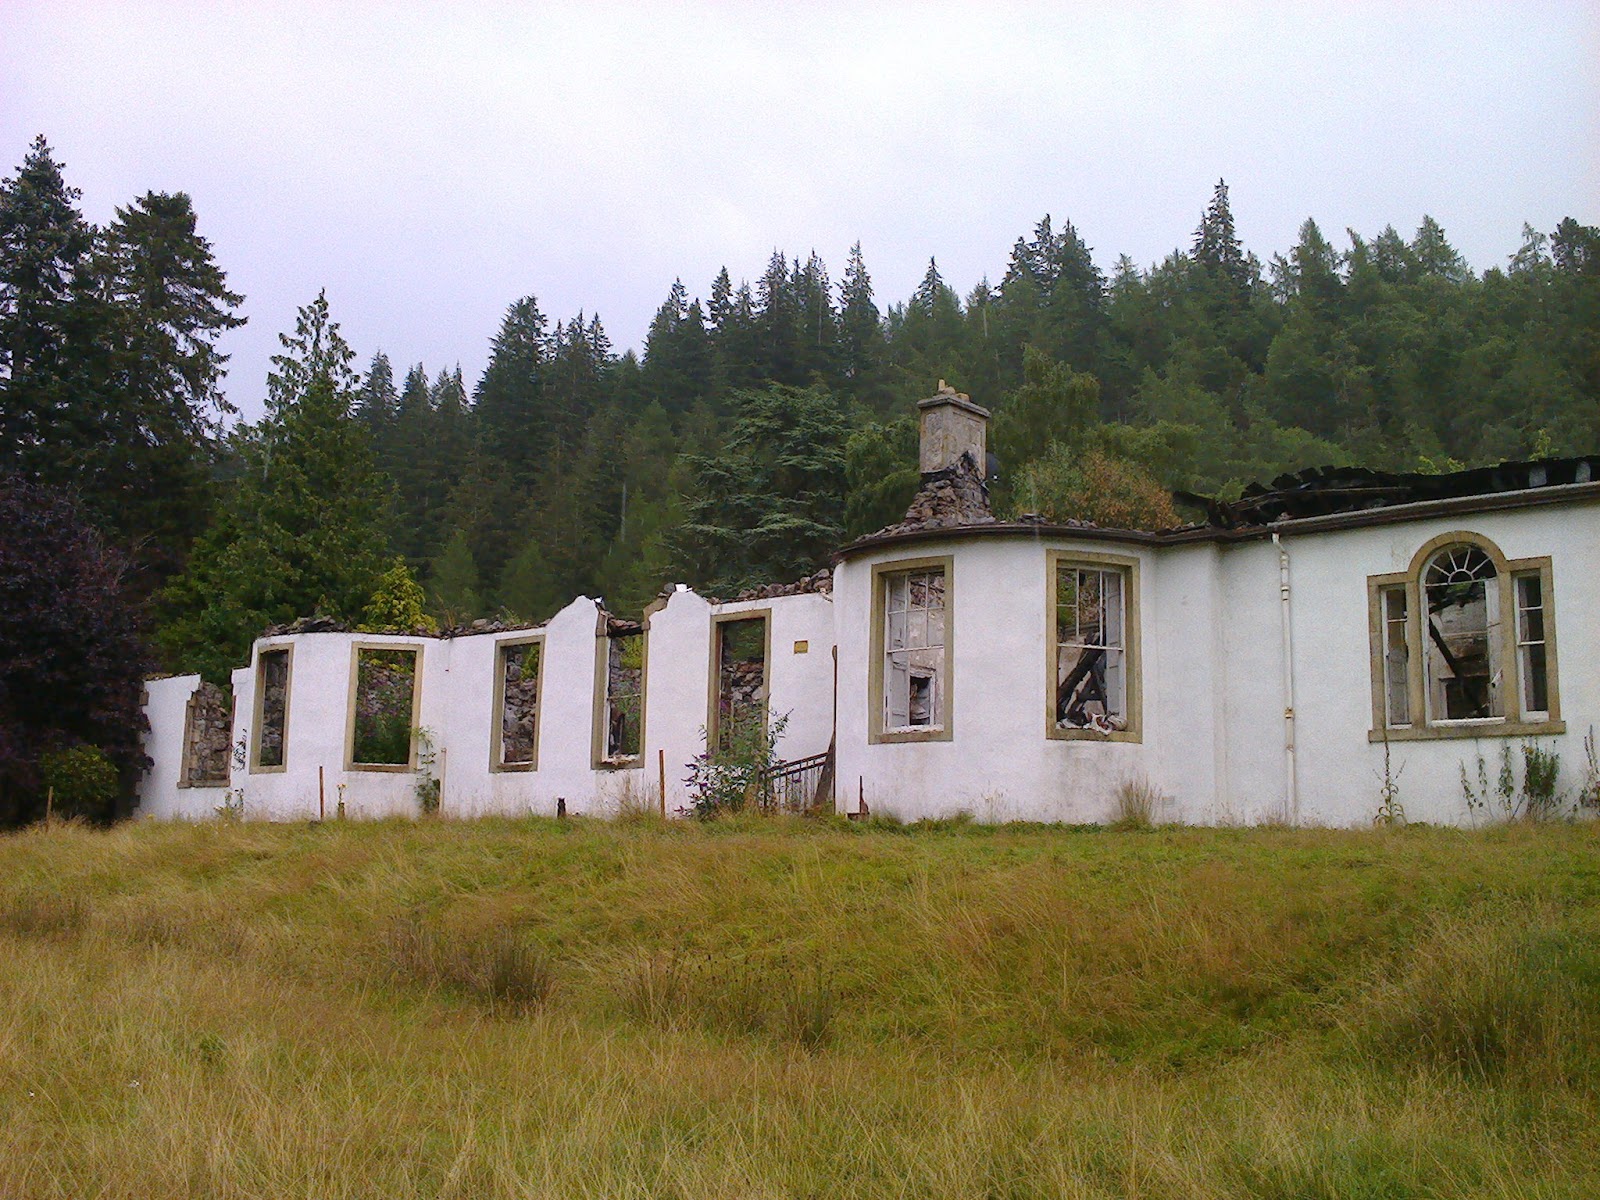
[837,241,890,407]
[0,136,92,475]
[159,293,391,680]
[355,350,397,449]
[474,295,548,487]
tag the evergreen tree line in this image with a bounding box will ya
[5,136,1598,691]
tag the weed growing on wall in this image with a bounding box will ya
[414,728,440,816]
[1461,740,1568,821]
[1578,728,1600,813]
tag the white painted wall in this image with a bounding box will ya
[831,500,1600,827]
[138,498,1599,827]
[137,587,839,822]
[137,674,230,820]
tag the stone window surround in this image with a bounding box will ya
[868,555,955,745]
[1366,530,1563,742]
[343,641,426,772]
[249,643,293,774]
[1046,550,1143,744]
[490,633,545,772]
[706,607,773,754]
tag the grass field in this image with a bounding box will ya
[3,814,1599,1198]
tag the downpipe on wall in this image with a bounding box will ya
[1273,532,1299,824]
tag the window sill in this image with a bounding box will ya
[595,757,642,771]
[493,761,538,773]
[249,763,287,775]
[1049,727,1142,744]
[1369,719,1567,743]
[871,727,952,745]
[347,761,416,773]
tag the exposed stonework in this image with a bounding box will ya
[874,450,995,538]
[499,643,540,765]
[257,650,289,768]
[732,568,833,602]
[917,383,989,474]
[181,681,232,786]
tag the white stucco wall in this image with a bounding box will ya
[136,674,231,820]
[831,497,1600,827]
[138,493,1599,827]
[834,537,1156,824]
[137,587,839,822]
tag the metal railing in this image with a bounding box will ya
[756,743,834,814]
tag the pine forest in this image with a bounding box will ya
[4,135,1599,690]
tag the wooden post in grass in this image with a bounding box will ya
[658,748,666,817]
[318,766,325,822]
[45,786,53,823]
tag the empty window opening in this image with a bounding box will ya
[1380,585,1410,727]
[714,616,768,753]
[352,647,419,767]
[1515,573,1549,720]
[884,568,945,730]
[1055,565,1127,732]
[255,649,290,769]
[603,629,644,762]
[182,681,232,786]
[1423,545,1501,722]
[497,640,541,767]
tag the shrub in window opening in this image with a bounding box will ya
[683,711,790,819]
[352,649,417,765]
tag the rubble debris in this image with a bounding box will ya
[731,568,833,602]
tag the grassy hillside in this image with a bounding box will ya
[3,816,1599,1198]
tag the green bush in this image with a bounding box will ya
[38,745,119,822]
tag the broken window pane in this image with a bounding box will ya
[1515,573,1549,718]
[1056,564,1129,732]
[715,617,767,753]
[605,631,644,761]
[1423,545,1501,722]
[497,641,541,766]
[883,568,945,731]
[183,681,232,786]
[352,648,418,766]
[256,649,289,768]
[1381,586,1410,727]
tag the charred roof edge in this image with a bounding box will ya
[833,479,1600,560]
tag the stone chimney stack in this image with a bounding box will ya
[917,381,990,476]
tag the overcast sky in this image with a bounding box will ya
[3,1,1596,421]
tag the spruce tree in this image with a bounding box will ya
[837,241,889,408]
[474,296,548,487]
[159,293,391,680]
[0,136,92,475]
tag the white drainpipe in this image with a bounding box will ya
[1273,532,1299,824]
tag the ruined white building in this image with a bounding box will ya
[140,388,1600,826]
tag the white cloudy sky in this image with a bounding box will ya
[3,2,1596,419]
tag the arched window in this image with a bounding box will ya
[1368,532,1561,739]
[1422,544,1501,722]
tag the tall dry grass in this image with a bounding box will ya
[1,817,1597,1197]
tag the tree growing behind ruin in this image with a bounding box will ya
[0,476,149,825]
[0,138,244,587]
[159,292,392,682]
[675,384,849,594]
